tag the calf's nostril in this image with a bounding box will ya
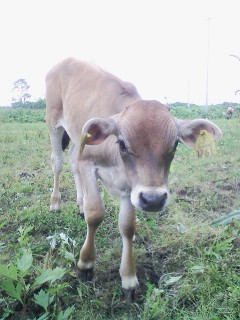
[160,192,167,206]
[139,192,148,205]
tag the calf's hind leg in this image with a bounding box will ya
[68,144,84,216]
[48,126,65,211]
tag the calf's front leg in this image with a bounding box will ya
[77,163,104,281]
[119,198,139,299]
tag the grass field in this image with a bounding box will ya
[0,107,240,319]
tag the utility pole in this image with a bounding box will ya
[205,18,212,112]
[187,80,190,108]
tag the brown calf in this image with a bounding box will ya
[46,58,222,298]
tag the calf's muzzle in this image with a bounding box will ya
[139,190,168,212]
[131,186,169,212]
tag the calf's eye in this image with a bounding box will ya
[116,138,128,152]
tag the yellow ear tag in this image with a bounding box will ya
[79,133,92,155]
[195,130,216,158]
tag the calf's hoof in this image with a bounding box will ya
[77,268,94,282]
[79,212,85,219]
[50,194,61,211]
[50,203,61,212]
[123,288,136,302]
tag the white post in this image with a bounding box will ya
[205,18,212,112]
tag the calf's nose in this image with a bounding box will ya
[139,191,168,212]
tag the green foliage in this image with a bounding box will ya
[0,227,74,319]
[18,225,34,246]
[17,248,33,274]
[1,279,23,303]
[31,98,46,109]
[0,264,18,281]
[143,283,168,320]
[0,107,45,123]
[211,210,240,226]
[56,306,75,320]
[33,267,66,287]
[33,289,54,313]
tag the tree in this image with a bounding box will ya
[11,79,31,106]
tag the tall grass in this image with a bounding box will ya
[0,106,239,319]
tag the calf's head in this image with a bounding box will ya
[81,100,222,212]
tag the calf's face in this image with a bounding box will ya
[114,101,177,212]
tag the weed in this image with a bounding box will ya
[0,227,75,319]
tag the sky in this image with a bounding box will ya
[0,0,240,106]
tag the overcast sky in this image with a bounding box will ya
[0,0,240,106]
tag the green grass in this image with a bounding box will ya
[0,107,240,319]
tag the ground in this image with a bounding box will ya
[0,106,240,319]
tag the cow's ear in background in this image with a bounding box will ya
[81,117,117,146]
[175,118,222,148]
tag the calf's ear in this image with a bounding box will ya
[176,118,222,148]
[82,117,117,146]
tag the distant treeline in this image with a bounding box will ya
[9,98,46,109]
[169,101,240,108]
[170,103,240,119]
[0,99,239,121]
[2,99,239,110]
